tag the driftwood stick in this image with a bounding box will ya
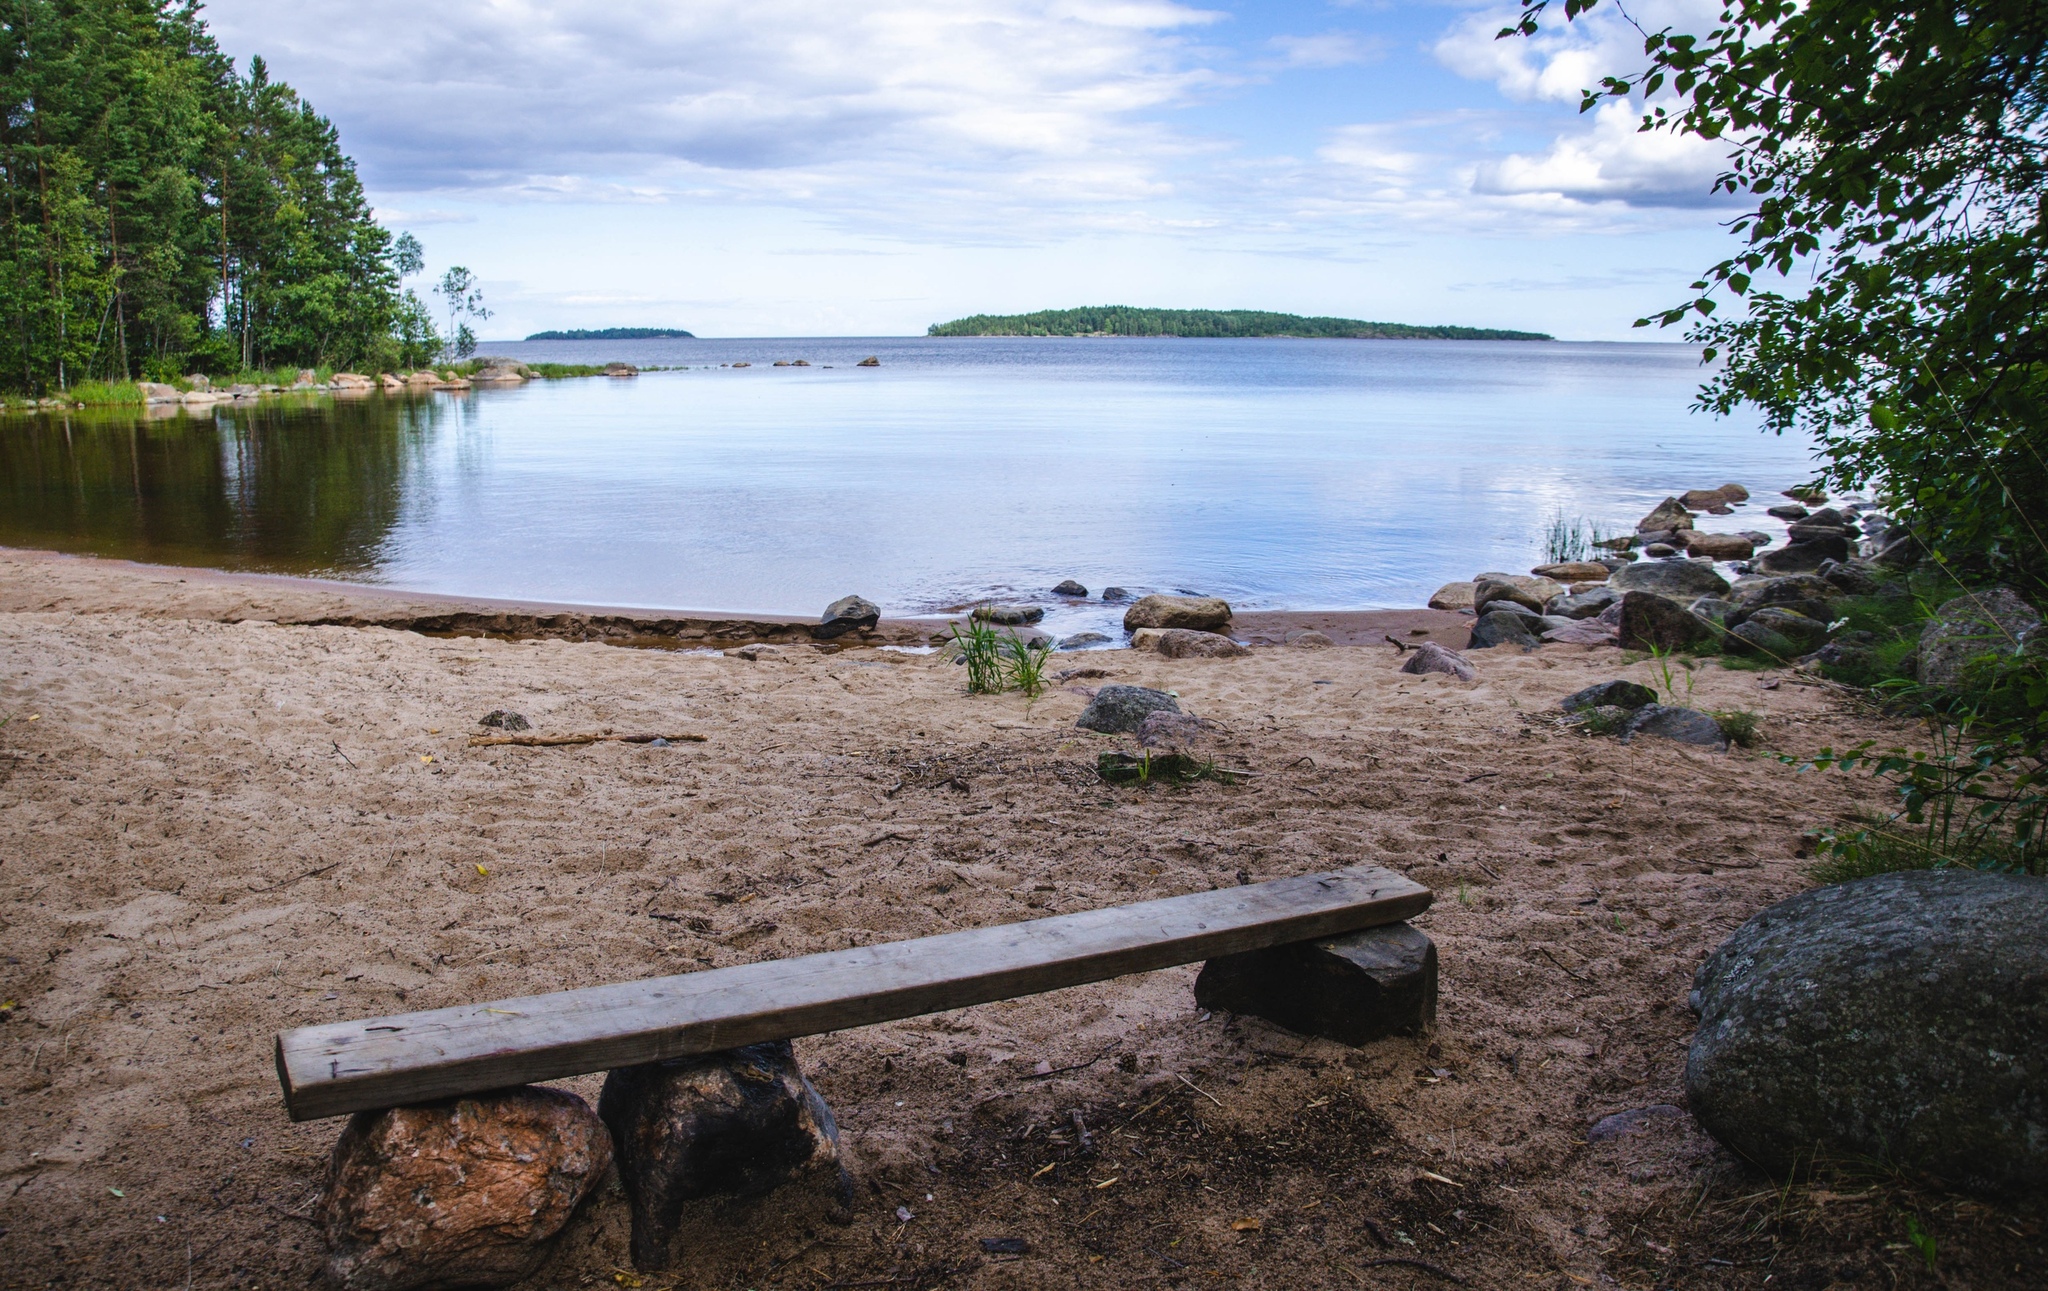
[466,732,707,748]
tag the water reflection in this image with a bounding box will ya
[0,395,450,579]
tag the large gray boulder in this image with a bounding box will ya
[1076,684,1182,733]
[1917,586,2042,688]
[1466,609,1540,651]
[1610,559,1731,600]
[1687,870,2048,1192]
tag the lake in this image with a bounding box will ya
[0,337,1817,638]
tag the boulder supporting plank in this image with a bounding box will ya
[1193,922,1437,1045]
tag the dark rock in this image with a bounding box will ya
[1101,586,1130,602]
[1682,531,1755,561]
[1917,586,2043,688]
[1480,598,1545,622]
[1687,870,2048,1192]
[1727,620,1801,660]
[1744,606,1830,651]
[1473,577,1545,614]
[1739,530,1773,547]
[1718,482,1751,502]
[1642,543,1679,558]
[1058,632,1111,650]
[981,1237,1030,1255]
[1873,530,1921,568]
[1610,559,1732,600]
[1531,561,1611,582]
[1621,704,1728,749]
[1593,534,1638,551]
[1635,497,1696,533]
[1735,574,1840,613]
[1051,580,1088,598]
[1680,487,1737,510]
[1398,641,1476,680]
[1783,485,1827,503]
[1688,597,1739,626]
[814,594,880,639]
[856,356,880,367]
[1076,684,1182,733]
[1122,594,1231,632]
[1803,507,1849,528]
[973,604,1044,625]
[1549,587,1619,620]
[1466,610,1541,651]
[1757,537,1849,573]
[478,710,531,731]
[318,1087,611,1291]
[1786,521,1851,546]
[1618,591,1713,652]
[1588,1105,1688,1143]
[1155,629,1250,659]
[599,1042,852,1271]
[1561,680,1657,712]
[1195,922,1436,1045]
[1542,620,1619,645]
[1598,552,1638,567]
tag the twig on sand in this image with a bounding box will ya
[1177,1073,1224,1106]
[1343,1256,1467,1285]
[330,741,356,768]
[861,831,918,848]
[1023,1044,1118,1080]
[466,732,706,748]
[248,862,340,893]
[1384,634,1414,654]
[1537,946,1588,981]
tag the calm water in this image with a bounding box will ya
[0,337,1816,635]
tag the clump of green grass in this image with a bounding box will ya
[1711,709,1761,747]
[1646,645,1699,706]
[66,380,143,406]
[1541,509,1608,565]
[950,620,1053,697]
[1096,750,1238,786]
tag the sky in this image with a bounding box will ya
[199,0,1743,341]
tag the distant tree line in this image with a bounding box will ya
[525,327,696,341]
[0,0,452,394]
[927,307,1552,341]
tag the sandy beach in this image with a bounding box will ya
[1,546,2033,1289]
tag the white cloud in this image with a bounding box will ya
[1267,32,1385,68]
[1430,1,1739,209]
[201,0,1227,228]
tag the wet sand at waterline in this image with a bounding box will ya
[1,546,2024,1289]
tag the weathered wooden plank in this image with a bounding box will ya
[276,865,1430,1121]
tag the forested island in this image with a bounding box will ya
[525,327,695,341]
[928,307,1552,340]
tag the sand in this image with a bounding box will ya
[1,546,2037,1289]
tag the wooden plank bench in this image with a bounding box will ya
[276,864,1431,1121]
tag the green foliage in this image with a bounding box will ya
[65,379,142,405]
[1646,645,1699,706]
[1507,0,2048,598]
[928,306,1552,341]
[1003,633,1052,698]
[1096,751,1237,786]
[524,327,694,340]
[434,267,489,361]
[1904,1215,1939,1272]
[950,619,1053,697]
[0,3,416,394]
[1711,708,1761,747]
[1542,510,1606,564]
[1786,665,2045,877]
[524,362,610,379]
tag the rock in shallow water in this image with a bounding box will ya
[972,603,1044,625]
[1051,579,1088,597]
[1687,870,2048,1192]
[1122,594,1231,632]
[318,1087,611,1291]
[1076,684,1182,733]
[599,1042,852,1271]
[814,594,880,639]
